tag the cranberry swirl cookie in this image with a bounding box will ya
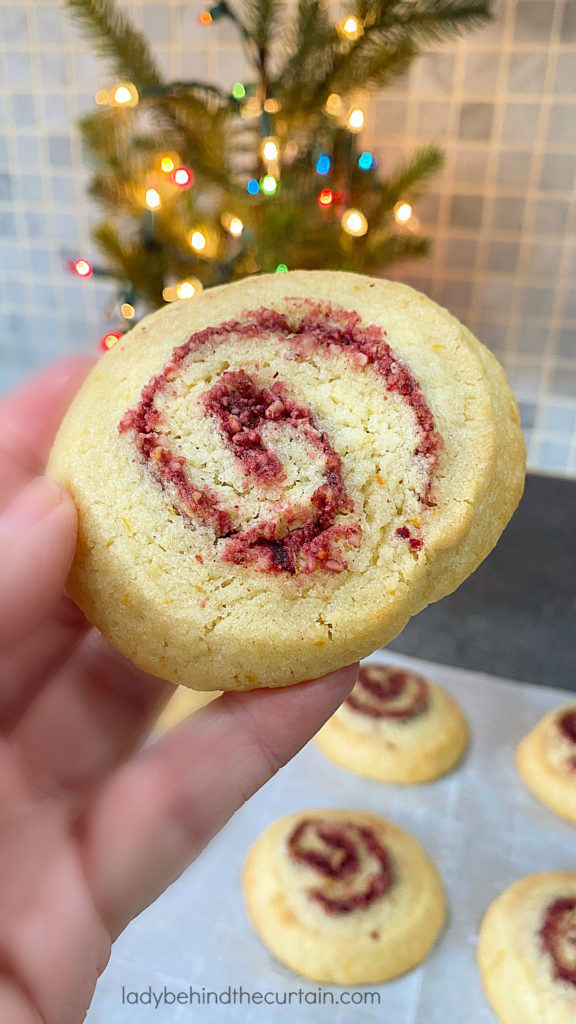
[516,706,576,825]
[243,808,445,984]
[315,661,468,782]
[478,873,576,1024]
[48,271,525,691]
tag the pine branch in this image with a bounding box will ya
[373,145,444,213]
[355,0,492,45]
[239,0,285,51]
[65,0,163,90]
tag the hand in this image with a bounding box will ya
[0,358,357,1024]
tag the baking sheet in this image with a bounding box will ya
[86,652,576,1024]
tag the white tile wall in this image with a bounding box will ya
[0,0,575,474]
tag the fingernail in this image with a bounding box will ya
[0,476,63,532]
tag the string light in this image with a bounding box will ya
[162,285,177,301]
[261,174,277,194]
[172,166,194,188]
[247,178,260,194]
[394,201,413,223]
[358,151,375,169]
[318,188,333,207]
[190,230,207,251]
[325,93,342,115]
[112,82,138,106]
[176,278,203,299]
[276,263,288,273]
[121,303,135,319]
[232,82,246,100]
[263,98,281,113]
[341,208,368,236]
[338,16,362,39]
[347,107,365,131]
[160,155,176,173]
[241,97,262,119]
[221,212,244,236]
[262,138,279,162]
[315,154,331,175]
[99,330,123,352]
[95,90,109,105]
[145,188,161,209]
[71,258,93,278]
[198,10,213,24]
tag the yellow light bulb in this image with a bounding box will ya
[262,138,279,162]
[113,83,138,106]
[348,107,365,131]
[190,230,207,252]
[176,280,197,299]
[325,93,342,115]
[338,16,362,39]
[394,202,413,223]
[121,302,135,319]
[145,188,161,209]
[229,217,244,236]
[95,89,109,105]
[263,98,281,113]
[162,285,177,302]
[161,156,175,173]
[341,208,368,237]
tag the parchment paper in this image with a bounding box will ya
[86,653,575,1024]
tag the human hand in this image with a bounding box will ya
[0,358,358,1024]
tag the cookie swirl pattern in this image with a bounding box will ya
[478,873,576,1024]
[243,809,445,984]
[47,270,525,691]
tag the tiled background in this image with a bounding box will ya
[0,0,575,474]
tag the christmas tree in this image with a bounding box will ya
[66,0,491,343]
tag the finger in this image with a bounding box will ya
[0,479,77,653]
[0,356,94,510]
[0,802,110,1024]
[15,632,175,796]
[0,598,89,732]
[82,664,358,938]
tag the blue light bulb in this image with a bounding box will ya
[315,154,331,175]
[247,178,260,194]
[358,151,374,170]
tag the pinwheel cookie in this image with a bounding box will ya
[315,661,468,782]
[478,872,576,1024]
[516,706,576,824]
[243,808,445,984]
[48,270,525,691]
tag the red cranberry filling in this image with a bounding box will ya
[287,818,392,914]
[540,897,576,987]
[346,664,429,720]
[119,299,442,573]
[558,710,576,745]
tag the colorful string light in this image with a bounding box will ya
[341,209,368,236]
[145,188,161,209]
[262,138,279,162]
[261,174,277,194]
[232,82,246,100]
[318,188,333,207]
[172,166,194,188]
[99,330,123,352]
[338,16,362,39]
[189,230,207,251]
[71,258,93,278]
[315,154,331,175]
[347,108,365,131]
[247,178,260,194]
[358,151,375,170]
[394,202,413,223]
[121,303,135,319]
[276,263,288,273]
[112,82,138,107]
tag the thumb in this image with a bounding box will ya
[0,477,77,652]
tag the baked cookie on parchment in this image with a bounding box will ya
[48,270,525,691]
[478,872,576,1024]
[315,661,468,782]
[243,808,445,984]
[516,706,576,825]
